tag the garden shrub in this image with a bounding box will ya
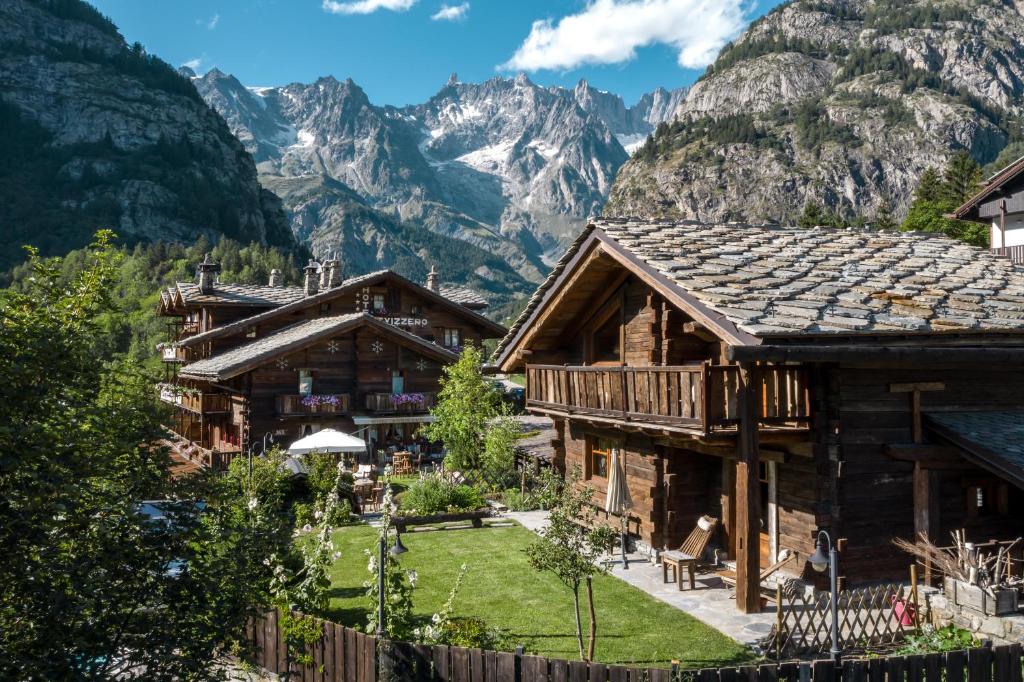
[438,617,505,650]
[896,625,977,655]
[399,474,485,515]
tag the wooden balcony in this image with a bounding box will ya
[992,245,1024,265]
[277,394,351,416]
[525,364,811,436]
[161,345,188,363]
[364,392,436,414]
[159,385,230,414]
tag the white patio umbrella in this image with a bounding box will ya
[604,448,633,569]
[286,428,367,455]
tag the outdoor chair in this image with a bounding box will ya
[718,549,799,603]
[661,515,719,590]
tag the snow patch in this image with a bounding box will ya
[290,129,316,149]
[616,132,648,155]
[527,139,559,159]
[455,140,514,175]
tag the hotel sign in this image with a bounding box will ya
[380,316,428,328]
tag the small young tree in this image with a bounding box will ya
[481,413,522,489]
[424,344,504,472]
[523,472,616,661]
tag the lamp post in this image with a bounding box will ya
[809,530,841,665]
[376,487,408,639]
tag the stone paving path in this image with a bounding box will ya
[505,510,776,650]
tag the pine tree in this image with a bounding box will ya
[913,167,943,203]
[942,151,982,205]
[874,200,898,231]
[798,201,827,229]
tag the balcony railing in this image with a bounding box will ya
[364,392,436,414]
[159,385,230,413]
[992,245,1024,265]
[161,346,188,362]
[525,364,811,434]
[277,394,351,416]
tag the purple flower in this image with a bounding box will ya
[389,393,425,406]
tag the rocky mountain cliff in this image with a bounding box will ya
[0,0,296,270]
[192,69,685,285]
[606,0,1024,224]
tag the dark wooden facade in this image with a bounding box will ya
[496,227,1024,614]
[158,264,504,466]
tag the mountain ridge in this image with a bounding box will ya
[605,0,1024,225]
[190,67,687,290]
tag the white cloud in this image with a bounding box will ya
[182,58,203,71]
[500,0,748,72]
[322,0,417,15]
[431,2,469,21]
[207,13,220,29]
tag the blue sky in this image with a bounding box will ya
[89,0,786,106]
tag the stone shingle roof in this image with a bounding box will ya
[176,281,305,307]
[494,218,1024,363]
[439,285,488,309]
[178,313,459,381]
[179,314,364,380]
[926,411,1024,488]
[175,270,390,348]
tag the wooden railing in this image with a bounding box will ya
[181,392,230,413]
[277,394,350,416]
[161,345,188,362]
[525,364,811,433]
[992,244,1024,264]
[158,385,230,414]
[364,392,436,414]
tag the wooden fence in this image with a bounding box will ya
[244,609,1024,682]
[766,583,917,659]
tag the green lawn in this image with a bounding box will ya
[323,522,752,669]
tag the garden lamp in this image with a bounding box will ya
[390,528,408,555]
[810,530,841,664]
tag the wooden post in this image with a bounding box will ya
[721,459,736,559]
[889,382,944,443]
[735,362,762,614]
[913,463,940,544]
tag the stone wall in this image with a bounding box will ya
[924,591,1024,645]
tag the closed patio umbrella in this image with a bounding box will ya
[604,448,632,569]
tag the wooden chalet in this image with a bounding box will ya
[494,218,1024,613]
[157,257,505,468]
[954,154,1024,264]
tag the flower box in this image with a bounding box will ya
[944,577,1020,616]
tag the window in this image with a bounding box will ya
[590,313,620,364]
[443,328,461,348]
[246,326,257,339]
[320,302,332,313]
[588,437,614,479]
[410,305,422,315]
[372,293,386,312]
[298,369,312,397]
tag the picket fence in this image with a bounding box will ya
[245,609,1024,682]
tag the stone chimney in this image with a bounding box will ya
[196,253,220,294]
[303,261,320,297]
[318,259,331,290]
[426,265,439,293]
[268,269,284,287]
[323,255,343,289]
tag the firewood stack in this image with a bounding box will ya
[894,531,1023,594]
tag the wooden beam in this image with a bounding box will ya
[729,345,1024,365]
[734,363,762,614]
[889,382,945,443]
